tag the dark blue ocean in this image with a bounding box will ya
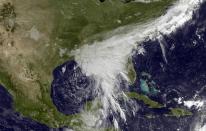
[1,1,206,131]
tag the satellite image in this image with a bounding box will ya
[0,0,206,131]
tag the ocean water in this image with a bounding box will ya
[1,0,206,131]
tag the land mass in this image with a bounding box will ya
[0,0,175,129]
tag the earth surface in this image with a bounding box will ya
[0,0,206,131]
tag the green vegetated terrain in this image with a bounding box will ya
[126,92,164,108]
[0,0,175,129]
[127,58,137,83]
[168,108,193,117]
[52,0,176,50]
[126,92,193,118]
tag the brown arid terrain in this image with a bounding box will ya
[0,0,56,101]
